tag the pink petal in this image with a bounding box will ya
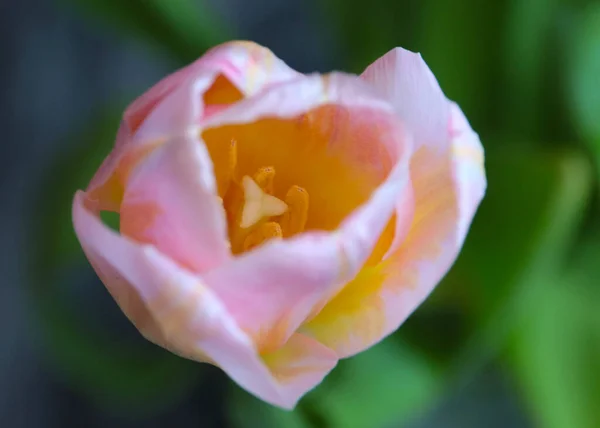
[119,133,230,273]
[361,47,451,153]
[262,333,337,401]
[72,191,336,409]
[448,102,487,244]
[361,46,485,265]
[365,107,484,354]
[124,63,197,135]
[87,41,300,210]
[132,41,301,147]
[203,232,347,354]
[200,41,303,97]
[125,41,299,142]
[201,73,413,353]
[86,61,203,207]
[302,48,486,357]
[361,47,455,257]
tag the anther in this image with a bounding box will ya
[280,185,309,237]
[253,166,275,195]
[243,222,283,251]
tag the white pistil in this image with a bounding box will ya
[240,176,288,228]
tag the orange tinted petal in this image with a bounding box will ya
[301,49,485,358]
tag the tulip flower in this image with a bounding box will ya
[72,41,486,409]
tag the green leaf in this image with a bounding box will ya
[503,0,562,139]
[461,146,592,311]
[418,0,505,130]
[61,0,231,63]
[508,237,600,428]
[569,3,600,156]
[316,0,420,73]
[227,384,311,428]
[306,339,442,428]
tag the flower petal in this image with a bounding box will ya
[302,48,486,357]
[132,41,301,146]
[124,63,197,135]
[119,133,230,272]
[200,41,302,97]
[362,46,485,275]
[86,60,205,210]
[125,41,299,142]
[87,41,300,211]
[262,333,337,401]
[72,191,336,409]
[361,47,451,152]
[202,232,347,354]
[201,73,412,354]
[448,102,487,244]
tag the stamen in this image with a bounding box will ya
[216,139,238,197]
[280,185,309,237]
[253,166,275,194]
[220,156,307,253]
[243,222,283,251]
[228,139,238,175]
[240,176,288,228]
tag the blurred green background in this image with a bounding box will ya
[2,0,599,427]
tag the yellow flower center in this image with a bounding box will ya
[202,106,392,256]
[219,139,310,253]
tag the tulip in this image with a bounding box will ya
[72,41,486,409]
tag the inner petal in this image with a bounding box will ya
[203,104,391,236]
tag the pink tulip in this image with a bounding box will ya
[72,41,486,409]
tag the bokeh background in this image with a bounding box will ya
[1,0,599,427]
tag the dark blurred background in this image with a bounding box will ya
[1,0,599,427]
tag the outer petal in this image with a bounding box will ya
[131,41,302,148]
[201,73,413,353]
[200,41,303,97]
[87,41,300,210]
[302,48,486,357]
[119,133,230,272]
[86,61,201,209]
[361,47,450,152]
[448,102,486,244]
[72,191,336,409]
